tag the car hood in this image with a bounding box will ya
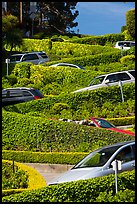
[48,167,102,185]
[108,127,135,136]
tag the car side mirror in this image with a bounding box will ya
[105,79,110,84]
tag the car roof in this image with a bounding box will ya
[116,41,135,43]
[53,63,78,66]
[94,70,135,78]
[97,140,135,151]
[2,87,35,91]
[51,63,85,69]
[10,51,46,56]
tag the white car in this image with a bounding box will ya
[73,70,135,93]
[48,140,135,185]
[49,63,85,70]
[6,51,49,65]
[114,41,135,50]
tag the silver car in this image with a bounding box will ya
[48,140,135,185]
[6,51,49,65]
[73,70,135,93]
[49,63,85,70]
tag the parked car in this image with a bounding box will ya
[73,70,135,93]
[2,87,44,106]
[48,140,135,185]
[51,37,64,42]
[6,51,49,65]
[49,63,85,70]
[56,117,135,136]
[114,41,135,50]
[88,117,135,136]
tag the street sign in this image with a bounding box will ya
[111,160,122,170]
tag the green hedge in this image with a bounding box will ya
[2,160,46,196]
[45,51,121,67]
[3,83,135,119]
[107,116,135,126]
[2,170,135,202]
[69,33,125,46]
[2,160,29,190]
[2,150,87,164]
[2,110,134,152]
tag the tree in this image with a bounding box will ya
[37,2,79,34]
[126,9,135,40]
[3,2,79,35]
[2,14,23,53]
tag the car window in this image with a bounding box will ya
[30,89,44,98]
[128,70,135,78]
[118,42,132,47]
[89,76,105,86]
[38,53,48,58]
[9,90,23,97]
[131,144,135,160]
[116,73,131,81]
[22,54,39,61]
[22,91,32,96]
[94,118,115,128]
[114,146,133,163]
[10,55,22,62]
[130,42,135,47]
[106,73,130,83]
[106,74,117,83]
[2,90,8,98]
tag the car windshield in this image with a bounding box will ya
[128,70,135,78]
[89,76,105,86]
[94,118,115,128]
[9,55,22,62]
[118,42,131,47]
[73,145,122,168]
[31,89,44,98]
[130,42,135,47]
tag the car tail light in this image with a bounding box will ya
[34,95,40,100]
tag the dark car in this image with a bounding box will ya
[2,87,44,106]
[51,38,64,42]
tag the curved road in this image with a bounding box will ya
[24,163,73,185]
[23,125,133,184]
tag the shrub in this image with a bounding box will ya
[52,103,70,114]
[12,62,32,79]
[2,160,29,190]
[6,74,17,86]
[2,170,135,202]
[70,34,125,46]
[120,54,135,64]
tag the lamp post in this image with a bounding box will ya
[111,160,122,194]
[20,2,23,24]
[30,2,37,38]
[118,80,124,102]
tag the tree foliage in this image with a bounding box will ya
[4,2,79,35]
[126,9,135,39]
[2,14,23,52]
[37,2,79,34]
